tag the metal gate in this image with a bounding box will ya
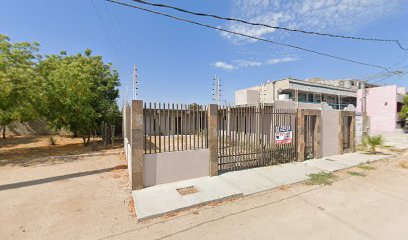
[304,115,316,160]
[343,116,352,152]
[217,105,297,172]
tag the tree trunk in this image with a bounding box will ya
[2,125,5,140]
[82,137,87,146]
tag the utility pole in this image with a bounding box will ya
[132,65,138,100]
[212,76,221,105]
[259,82,267,105]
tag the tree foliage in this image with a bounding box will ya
[37,49,120,145]
[399,94,408,121]
[0,34,41,139]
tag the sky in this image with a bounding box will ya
[1,0,408,106]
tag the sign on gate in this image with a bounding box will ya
[275,126,293,144]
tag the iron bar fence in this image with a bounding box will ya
[304,115,316,160]
[218,105,298,172]
[143,102,208,154]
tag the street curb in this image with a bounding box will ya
[136,193,244,222]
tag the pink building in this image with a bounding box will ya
[357,85,406,134]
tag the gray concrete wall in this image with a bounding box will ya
[143,149,210,187]
[235,89,260,105]
[122,103,132,178]
[321,109,341,157]
[5,119,70,136]
[355,115,363,144]
[274,100,296,109]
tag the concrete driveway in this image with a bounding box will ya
[1,151,408,239]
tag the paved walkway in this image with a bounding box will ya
[379,130,408,149]
[133,152,390,220]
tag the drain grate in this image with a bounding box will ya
[176,186,198,196]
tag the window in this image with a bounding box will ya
[307,94,314,103]
[298,93,307,102]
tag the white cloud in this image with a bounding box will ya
[211,61,235,70]
[212,57,298,70]
[234,59,263,67]
[224,0,403,43]
[266,57,299,65]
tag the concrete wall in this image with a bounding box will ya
[143,149,209,187]
[321,109,340,157]
[122,103,132,178]
[357,85,398,133]
[235,89,260,105]
[4,119,72,137]
[355,114,363,144]
[274,100,296,109]
[397,87,406,95]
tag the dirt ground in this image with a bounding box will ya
[1,145,408,239]
[0,135,122,165]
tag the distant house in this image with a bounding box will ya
[357,85,406,133]
[235,77,406,134]
[235,77,371,110]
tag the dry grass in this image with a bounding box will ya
[177,186,199,196]
[306,172,336,185]
[347,171,366,177]
[399,161,408,169]
[128,197,136,218]
[0,135,122,162]
[358,164,376,171]
[278,185,290,191]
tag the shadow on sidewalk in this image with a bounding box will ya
[0,164,127,191]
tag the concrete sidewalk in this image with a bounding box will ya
[133,152,391,220]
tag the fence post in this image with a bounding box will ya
[208,104,218,176]
[131,100,144,190]
[297,109,305,161]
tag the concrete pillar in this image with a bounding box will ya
[208,104,218,176]
[315,112,322,159]
[131,100,144,190]
[297,109,305,161]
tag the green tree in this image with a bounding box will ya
[0,34,41,139]
[399,94,408,123]
[37,49,120,145]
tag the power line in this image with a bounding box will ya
[90,0,123,64]
[107,0,391,72]
[335,53,408,83]
[130,0,408,51]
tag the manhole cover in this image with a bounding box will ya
[176,186,198,196]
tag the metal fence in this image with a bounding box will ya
[218,105,297,172]
[143,103,208,154]
[304,115,316,160]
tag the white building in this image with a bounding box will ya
[235,78,372,110]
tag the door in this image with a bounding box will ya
[304,115,316,160]
[343,116,352,152]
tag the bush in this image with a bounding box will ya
[364,135,383,154]
[49,136,57,145]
